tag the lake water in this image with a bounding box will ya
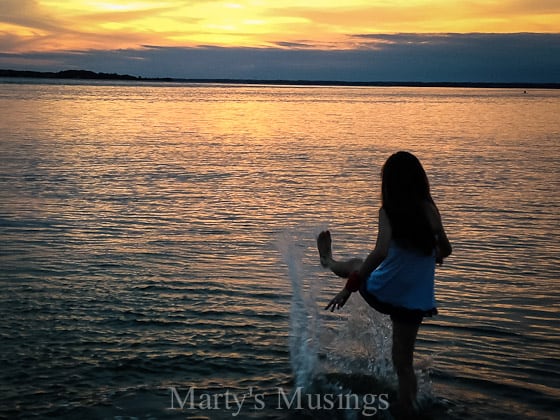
[0,80,559,419]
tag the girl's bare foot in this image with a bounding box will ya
[317,230,332,268]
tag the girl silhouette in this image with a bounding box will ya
[318,151,452,417]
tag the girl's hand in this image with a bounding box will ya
[325,288,351,312]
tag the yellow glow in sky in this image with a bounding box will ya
[1,0,559,53]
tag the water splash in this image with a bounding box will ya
[277,228,436,417]
[277,228,395,386]
[277,230,321,390]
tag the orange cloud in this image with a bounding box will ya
[1,0,559,54]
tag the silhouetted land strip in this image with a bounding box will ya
[0,69,139,81]
[1,69,558,89]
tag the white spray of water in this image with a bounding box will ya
[277,228,395,387]
[277,228,434,413]
[277,230,321,389]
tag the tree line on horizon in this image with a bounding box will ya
[1,68,558,89]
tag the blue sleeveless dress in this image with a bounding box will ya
[359,241,438,324]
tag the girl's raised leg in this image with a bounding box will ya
[317,230,363,278]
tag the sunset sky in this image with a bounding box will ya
[1,0,559,82]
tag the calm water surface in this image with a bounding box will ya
[0,81,559,419]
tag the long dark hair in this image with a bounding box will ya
[381,151,435,254]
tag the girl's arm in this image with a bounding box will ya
[326,209,390,311]
[425,201,452,263]
[346,208,391,291]
[357,208,391,279]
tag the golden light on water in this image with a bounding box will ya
[1,81,559,417]
[2,0,559,53]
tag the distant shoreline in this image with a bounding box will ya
[1,69,558,89]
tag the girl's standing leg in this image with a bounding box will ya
[317,231,363,277]
[391,319,420,417]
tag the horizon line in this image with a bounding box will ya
[1,69,559,89]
